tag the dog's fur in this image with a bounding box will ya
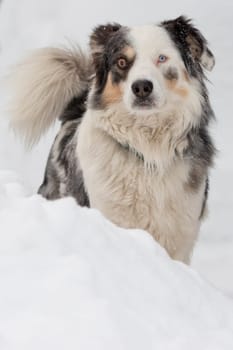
[8,16,216,263]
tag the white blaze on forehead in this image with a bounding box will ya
[122,25,179,111]
[128,25,177,58]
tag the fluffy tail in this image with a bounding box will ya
[7,46,91,146]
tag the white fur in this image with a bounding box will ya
[7,46,90,146]
[77,108,205,263]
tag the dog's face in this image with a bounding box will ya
[120,25,190,114]
[89,16,214,123]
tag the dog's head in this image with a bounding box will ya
[89,16,214,123]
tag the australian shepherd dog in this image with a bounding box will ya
[8,16,216,263]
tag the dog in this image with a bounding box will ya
[8,16,216,263]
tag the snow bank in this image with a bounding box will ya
[0,171,233,350]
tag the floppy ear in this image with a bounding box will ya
[90,23,122,54]
[162,16,215,72]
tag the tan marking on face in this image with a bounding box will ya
[165,76,189,98]
[122,46,136,61]
[102,72,123,105]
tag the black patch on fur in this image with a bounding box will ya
[199,177,209,219]
[38,164,62,201]
[183,122,216,219]
[187,164,205,192]
[39,119,89,207]
[89,24,132,108]
[161,16,207,78]
[185,125,216,169]
[39,71,91,205]
[59,90,88,123]
[90,23,122,97]
[90,23,122,49]
[162,18,216,128]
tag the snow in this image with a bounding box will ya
[0,171,233,350]
[0,0,233,348]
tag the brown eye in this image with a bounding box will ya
[117,57,128,69]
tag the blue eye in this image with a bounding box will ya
[158,55,167,63]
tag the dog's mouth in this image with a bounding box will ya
[132,97,157,110]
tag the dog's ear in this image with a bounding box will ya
[161,16,215,72]
[90,23,122,55]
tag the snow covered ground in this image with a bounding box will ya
[1,170,233,350]
[0,0,233,348]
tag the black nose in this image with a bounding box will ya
[131,80,153,98]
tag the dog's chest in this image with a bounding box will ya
[77,119,204,261]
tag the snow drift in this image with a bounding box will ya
[0,171,233,350]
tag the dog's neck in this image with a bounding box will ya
[89,106,192,173]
